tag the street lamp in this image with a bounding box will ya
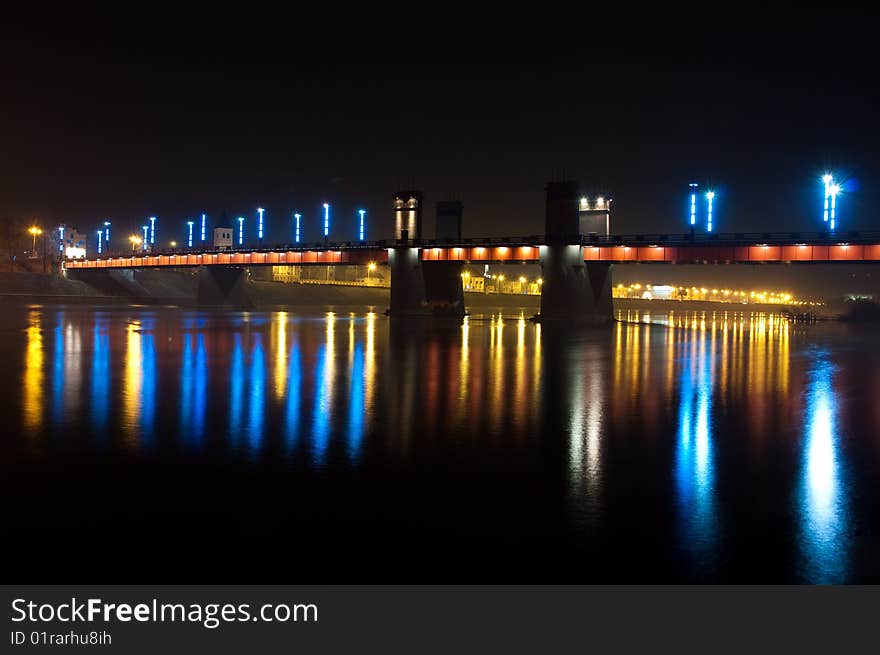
[141,225,149,251]
[96,229,103,255]
[829,183,840,231]
[822,174,833,223]
[367,260,377,284]
[706,191,715,232]
[201,213,207,242]
[257,207,264,243]
[170,240,177,251]
[237,216,244,246]
[103,221,111,246]
[358,209,366,241]
[29,226,43,252]
[129,235,142,252]
[689,182,698,227]
[149,216,156,245]
[294,212,301,243]
[187,221,194,248]
[58,225,64,253]
[323,203,330,240]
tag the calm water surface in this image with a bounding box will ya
[3,304,880,582]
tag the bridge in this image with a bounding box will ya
[63,182,880,322]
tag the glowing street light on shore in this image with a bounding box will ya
[187,220,194,248]
[141,225,149,250]
[257,207,265,242]
[294,212,301,243]
[149,216,156,245]
[201,213,206,242]
[129,235,142,252]
[96,229,103,255]
[103,220,111,245]
[58,225,64,253]
[706,191,715,232]
[358,209,366,241]
[323,203,330,240]
[689,182,698,227]
[237,216,244,246]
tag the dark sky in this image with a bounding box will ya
[2,9,879,245]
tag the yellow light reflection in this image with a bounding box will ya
[23,310,43,435]
[122,321,143,444]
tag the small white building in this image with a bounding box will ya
[63,228,88,259]
[213,226,233,251]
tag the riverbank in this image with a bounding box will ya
[0,271,838,317]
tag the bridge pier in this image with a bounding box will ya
[196,266,253,307]
[388,247,465,317]
[536,245,613,324]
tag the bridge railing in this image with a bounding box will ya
[580,230,880,247]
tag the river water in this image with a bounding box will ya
[3,303,879,582]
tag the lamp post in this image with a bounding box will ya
[187,221,194,248]
[129,235,142,253]
[257,207,264,245]
[149,216,156,246]
[141,225,149,251]
[103,221,111,248]
[237,217,244,247]
[201,213,206,243]
[358,209,366,241]
[706,191,715,233]
[294,212,301,243]
[367,261,377,285]
[689,182,698,229]
[323,203,330,242]
[829,183,840,231]
[97,229,103,255]
[29,226,42,253]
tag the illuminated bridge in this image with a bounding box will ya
[63,182,880,322]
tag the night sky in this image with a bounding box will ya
[3,10,879,244]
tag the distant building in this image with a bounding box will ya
[435,201,463,241]
[213,227,233,250]
[394,191,423,240]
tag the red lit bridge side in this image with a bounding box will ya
[64,248,388,269]
[420,243,880,264]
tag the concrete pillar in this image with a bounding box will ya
[197,266,253,307]
[537,180,613,324]
[388,247,465,317]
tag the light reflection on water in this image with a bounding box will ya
[12,305,877,581]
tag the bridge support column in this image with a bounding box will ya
[388,247,465,317]
[196,266,253,307]
[537,245,613,324]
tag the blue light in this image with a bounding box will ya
[284,342,302,454]
[201,213,206,242]
[294,212,301,243]
[142,225,149,250]
[323,203,330,238]
[248,335,265,455]
[187,220,194,248]
[689,183,698,226]
[229,334,244,443]
[58,226,64,252]
[358,209,366,241]
[257,207,264,241]
[237,216,244,246]
[829,184,840,231]
[103,221,111,244]
[706,191,714,233]
[149,216,156,245]
[97,229,103,254]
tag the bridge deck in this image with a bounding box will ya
[63,232,880,269]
